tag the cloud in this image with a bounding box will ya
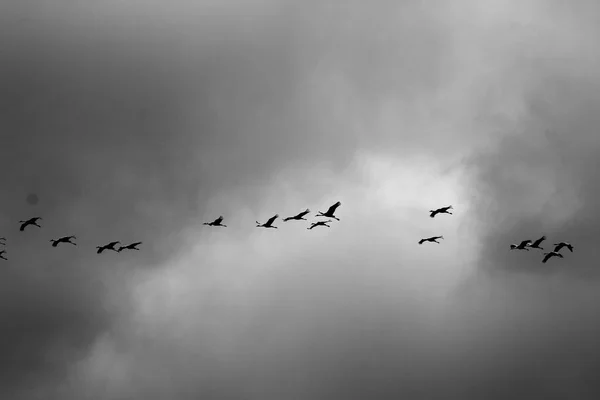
[2,0,600,399]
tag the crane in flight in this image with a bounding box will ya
[553,242,574,253]
[419,235,444,245]
[50,235,76,247]
[316,201,341,221]
[96,241,121,254]
[429,206,453,218]
[0,250,6,260]
[307,220,332,230]
[283,209,310,222]
[542,251,564,263]
[19,217,42,231]
[510,240,532,251]
[203,216,227,227]
[256,214,279,229]
[118,242,142,252]
[528,235,546,250]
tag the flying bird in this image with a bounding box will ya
[0,250,6,260]
[203,216,227,227]
[118,241,142,252]
[256,214,279,229]
[50,235,76,247]
[419,235,444,244]
[542,251,564,263]
[316,201,341,221]
[528,235,546,250]
[283,209,310,221]
[553,242,574,253]
[307,220,332,230]
[510,240,532,251]
[19,217,42,231]
[96,241,120,254]
[429,206,453,218]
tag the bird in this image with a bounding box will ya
[283,209,310,221]
[96,241,121,254]
[0,250,6,260]
[528,235,546,250]
[316,201,341,221]
[50,235,76,247]
[419,235,444,244]
[118,241,142,252]
[0,237,5,245]
[203,216,227,227]
[19,217,42,231]
[553,242,574,253]
[542,251,564,263]
[307,220,332,230]
[429,206,453,218]
[510,240,532,251]
[256,214,279,229]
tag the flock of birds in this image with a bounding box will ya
[0,203,573,265]
[0,217,142,260]
[510,235,574,263]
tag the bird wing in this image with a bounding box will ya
[429,210,437,218]
[532,236,546,246]
[266,214,278,226]
[326,202,341,215]
[519,240,532,247]
[418,239,425,244]
[214,216,223,224]
[542,253,552,263]
[131,242,142,247]
[297,209,310,218]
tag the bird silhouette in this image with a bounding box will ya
[542,251,564,263]
[19,217,42,231]
[256,214,279,229]
[429,206,453,218]
[553,242,574,253]
[528,235,546,250]
[307,220,332,230]
[117,242,142,252]
[203,216,227,227]
[50,235,76,247]
[283,209,310,222]
[510,240,532,251]
[316,201,341,221]
[0,250,6,260]
[96,241,120,254]
[419,235,444,244]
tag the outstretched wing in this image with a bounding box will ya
[429,210,438,218]
[266,214,279,226]
[214,216,224,224]
[532,235,546,247]
[326,202,341,215]
[296,209,310,218]
[418,239,426,244]
[130,241,142,247]
[542,253,551,263]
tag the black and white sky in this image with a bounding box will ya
[2,0,600,399]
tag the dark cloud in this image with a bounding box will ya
[2,0,600,399]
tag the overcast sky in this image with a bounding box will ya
[1,0,600,399]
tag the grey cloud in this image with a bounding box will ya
[3,0,600,399]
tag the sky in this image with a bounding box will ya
[1,0,600,398]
